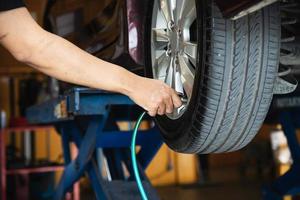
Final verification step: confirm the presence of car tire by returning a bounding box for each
[145,0,281,153]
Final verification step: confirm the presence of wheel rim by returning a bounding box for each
[151,0,198,119]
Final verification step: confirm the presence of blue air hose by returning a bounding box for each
[131,111,148,200]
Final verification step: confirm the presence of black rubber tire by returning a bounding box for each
[145,0,281,154]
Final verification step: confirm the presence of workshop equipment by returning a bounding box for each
[26,88,162,200]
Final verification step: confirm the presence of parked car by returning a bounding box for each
[44,0,299,154]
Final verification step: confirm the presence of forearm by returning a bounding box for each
[26,31,137,95]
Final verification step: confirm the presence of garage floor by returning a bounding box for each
[157,166,262,200]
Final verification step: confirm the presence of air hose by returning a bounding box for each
[131,111,148,200]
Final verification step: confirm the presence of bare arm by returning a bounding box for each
[0,8,181,116]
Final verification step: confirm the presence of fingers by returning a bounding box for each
[148,109,157,117]
[147,95,168,117]
[157,87,179,116]
[157,103,166,115]
[165,95,173,114]
[171,89,182,108]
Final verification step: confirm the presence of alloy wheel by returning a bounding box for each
[151,0,198,119]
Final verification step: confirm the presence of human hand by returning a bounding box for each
[127,77,182,116]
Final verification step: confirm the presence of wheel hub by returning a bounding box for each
[168,20,185,56]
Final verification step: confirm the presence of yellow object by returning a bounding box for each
[146,144,198,186]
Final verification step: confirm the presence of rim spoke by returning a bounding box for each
[177,0,195,21]
[159,0,174,23]
[178,55,195,99]
[152,28,168,50]
[184,41,197,67]
[152,28,169,42]
[174,61,184,95]
[175,0,184,21]
[154,41,168,50]
[164,57,174,87]
[156,52,170,79]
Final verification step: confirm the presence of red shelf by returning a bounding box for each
[6,165,65,175]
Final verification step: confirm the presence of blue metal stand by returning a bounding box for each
[263,111,300,200]
[27,88,162,200]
